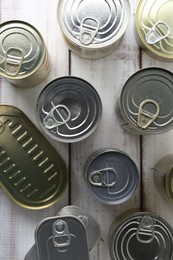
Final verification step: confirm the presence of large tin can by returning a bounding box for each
[0,105,67,209]
[153,154,173,202]
[84,148,139,205]
[0,20,50,87]
[109,212,173,260]
[119,67,173,135]
[135,0,173,61]
[36,76,102,143]
[57,0,130,59]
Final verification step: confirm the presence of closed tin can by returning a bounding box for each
[0,20,50,87]
[153,154,173,202]
[0,105,67,209]
[35,216,89,260]
[119,67,173,135]
[135,0,173,61]
[84,149,139,205]
[36,76,102,143]
[57,0,130,59]
[109,212,173,260]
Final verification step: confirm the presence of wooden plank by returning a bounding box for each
[70,1,141,259]
[0,0,69,259]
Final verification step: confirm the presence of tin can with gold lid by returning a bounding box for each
[135,0,173,61]
[0,20,50,87]
[57,0,130,59]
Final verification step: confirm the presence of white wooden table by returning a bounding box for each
[1,0,173,259]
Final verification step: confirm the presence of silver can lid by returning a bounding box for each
[120,67,173,134]
[0,20,46,79]
[84,149,139,205]
[36,76,102,143]
[35,216,89,260]
[110,212,173,260]
[58,0,130,48]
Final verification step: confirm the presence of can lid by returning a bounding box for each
[35,216,89,260]
[120,67,173,134]
[110,212,173,260]
[0,20,46,79]
[135,0,173,60]
[84,149,139,205]
[166,167,173,200]
[36,76,102,143]
[58,0,130,49]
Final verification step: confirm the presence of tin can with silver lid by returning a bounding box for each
[135,0,173,61]
[109,212,173,260]
[57,0,130,59]
[36,76,102,143]
[0,20,50,87]
[84,148,139,205]
[153,154,173,203]
[119,67,173,135]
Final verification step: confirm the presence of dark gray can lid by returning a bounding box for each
[110,212,173,260]
[84,149,139,205]
[120,67,173,134]
[36,76,102,143]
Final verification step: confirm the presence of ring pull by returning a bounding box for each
[53,220,71,252]
[137,99,160,129]
[89,167,117,188]
[146,21,170,45]
[137,216,155,244]
[43,104,71,129]
[5,47,24,76]
[79,17,99,45]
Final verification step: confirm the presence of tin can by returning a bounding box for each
[119,67,173,135]
[84,148,139,205]
[57,0,130,59]
[0,20,50,87]
[109,211,173,260]
[36,76,102,143]
[153,154,173,202]
[135,0,173,61]
[0,105,67,209]
[35,216,89,260]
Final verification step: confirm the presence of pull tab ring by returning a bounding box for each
[89,167,117,188]
[53,220,71,252]
[137,216,155,244]
[79,17,99,45]
[146,21,170,45]
[137,99,160,129]
[5,47,24,76]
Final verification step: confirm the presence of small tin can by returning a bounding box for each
[153,154,173,202]
[135,0,173,61]
[84,148,139,205]
[0,105,67,209]
[109,212,173,260]
[36,76,102,143]
[0,20,50,87]
[119,67,173,135]
[35,216,90,260]
[57,0,130,59]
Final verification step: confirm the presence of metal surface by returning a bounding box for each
[84,148,139,205]
[135,0,173,61]
[35,216,89,260]
[119,67,173,135]
[57,0,130,59]
[109,212,173,260]
[36,76,102,143]
[0,105,67,209]
[0,20,50,87]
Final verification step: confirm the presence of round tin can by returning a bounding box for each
[153,154,173,202]
[109,212,173,260]
[84,149,139,205]
[135,0,173,61]
[119,67,173,135]
[36,76,102,143]
[57,0,130,59]
[0,20,50,87]
[58,205,101,252]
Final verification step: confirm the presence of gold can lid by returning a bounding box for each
[135,0,173,61]
[0,20,46,79]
